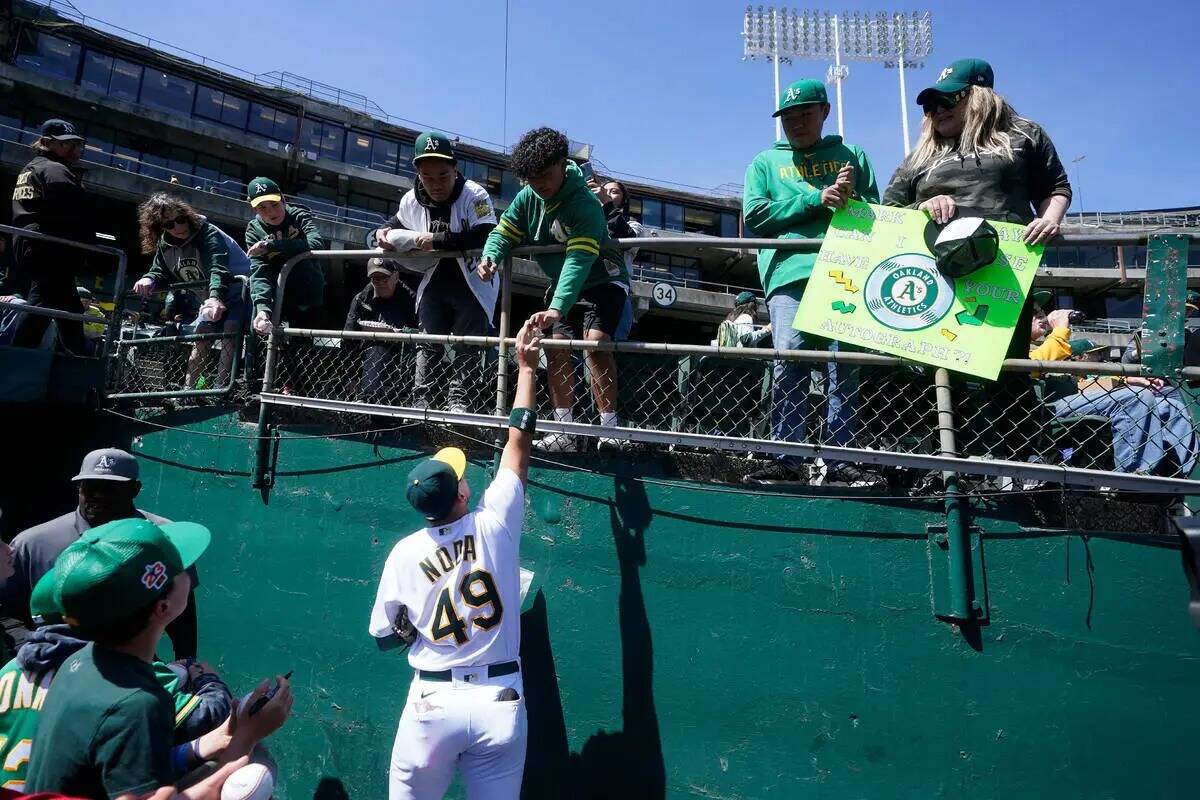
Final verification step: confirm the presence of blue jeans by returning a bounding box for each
[1053,386,1199,475]
[767,283,860,466]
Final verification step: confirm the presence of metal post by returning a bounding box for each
[772,11,782,141]
[494,257,513,417]
[832,14,844,138]
[898,52,911,156]
[934,367,972,621]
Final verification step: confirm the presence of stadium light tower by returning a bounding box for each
[742,8,933,154]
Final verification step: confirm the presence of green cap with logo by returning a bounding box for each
[734,291,757,305]
[30,518,211,634]
[406,447,467,522]
[773,78,829,117]
[247,176,284,208]
[916,58,994,105]
[413,131,456,164]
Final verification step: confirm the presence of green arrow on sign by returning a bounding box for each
[832,300,856,314]
[955,304,989,326]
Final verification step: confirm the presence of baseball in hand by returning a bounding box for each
[221,762,274,800]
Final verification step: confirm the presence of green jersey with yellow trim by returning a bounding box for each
[482,161,628,314]
[0,658,52,791]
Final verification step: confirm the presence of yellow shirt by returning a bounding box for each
[1028,327,1071,362]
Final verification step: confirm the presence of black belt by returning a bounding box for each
[418,660,520,682]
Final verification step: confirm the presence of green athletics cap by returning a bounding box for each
[413,131,456,164]
[916,58,994,105]
[247,176,284,208]
[1069,338,1101,356]
[773,78,828,117]
[1031,289,1053,308]
[734,291,757,305]
[31,518,211,634]
[406,447,467,522]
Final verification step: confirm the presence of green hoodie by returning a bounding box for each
[144,221,234,301]
[482,161,628,314]
[742,136,879,298]
[244,204,327,317]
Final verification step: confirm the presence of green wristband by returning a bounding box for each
[508,407,536,433]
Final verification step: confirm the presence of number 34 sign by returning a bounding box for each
[652,282,677,308]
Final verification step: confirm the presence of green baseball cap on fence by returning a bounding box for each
[31,517,211,635]
[406,447,467,522]
[773,79,829,117]
[413,131,456,164]
[916,58,994,105]
[247,176,283,208]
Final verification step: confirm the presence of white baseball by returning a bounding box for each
[220,762,274,800]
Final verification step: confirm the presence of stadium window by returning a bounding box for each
[371,137,399,173]
[0,112,20,141]
[664,203,684,232]
[140,70,195,114]
[641,198,663,228]
[720,212,738,238]
[108,57,143,103]
[320,124,344,161]
[251,104,297,143]
[15,33,81,82]
[299,119,343,160]
[501,170,521,202]
[82,123,115,167]
[140,152,171,182]
[683,206,718,236]
[194,154,221,183]
[345,131,373,167]
[398,142,415,175]
[167,146,194,178]
[80,51,114,93]
[196,86,249,128]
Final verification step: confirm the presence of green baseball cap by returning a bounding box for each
[773,78,828,117]
[413,131,455,164]
[247,176,284,208]
[406,447,467,522]
[1031,289,1053,308]
[916,58,994,105]
[31,518,211,635]
[1187,290,1200,310]
[734,291,757,305]
[1069,338,1099,356]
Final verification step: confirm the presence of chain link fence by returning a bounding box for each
[258,326,1200,493]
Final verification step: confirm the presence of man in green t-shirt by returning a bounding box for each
[479,127,632,452]
[24,518,292,799]
[742,78,881,486]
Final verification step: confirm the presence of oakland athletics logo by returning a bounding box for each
[864,253,955,331]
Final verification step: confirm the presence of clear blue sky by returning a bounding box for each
[76,0,1198,212]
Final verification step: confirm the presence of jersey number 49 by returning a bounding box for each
[431,569,504,646]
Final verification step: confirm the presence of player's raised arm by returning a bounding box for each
[501,322,541,485]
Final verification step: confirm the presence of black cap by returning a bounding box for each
[39,118,84,142]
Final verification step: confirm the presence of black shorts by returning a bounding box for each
[550,283,627,340]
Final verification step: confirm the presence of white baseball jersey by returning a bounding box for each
[390,179,500,323]
[370,468,524,671]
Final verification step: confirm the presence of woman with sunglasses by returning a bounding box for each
[133,193,252,389]
[883,58,1071,354]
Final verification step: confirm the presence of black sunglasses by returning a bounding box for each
[922,89,969,116]
[161,214,189,228]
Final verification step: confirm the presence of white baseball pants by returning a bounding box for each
[388,667,527,800]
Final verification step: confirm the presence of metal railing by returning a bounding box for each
[243,233,1200,501]
[106,276,251,400]
[0,223,128,359]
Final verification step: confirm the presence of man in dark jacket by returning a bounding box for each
[344,259,417,405]
[10,119,92,353]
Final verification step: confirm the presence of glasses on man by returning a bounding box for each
[922,89,969,116]
[162,214,189,229]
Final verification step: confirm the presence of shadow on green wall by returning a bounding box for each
[520,475,666,799]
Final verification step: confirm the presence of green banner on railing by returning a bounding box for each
[795,201,1044,380]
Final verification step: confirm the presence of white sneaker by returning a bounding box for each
[532,433,580,453]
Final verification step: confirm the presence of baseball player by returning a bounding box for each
[369,321,541,799]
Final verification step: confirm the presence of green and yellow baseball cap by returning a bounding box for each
[413,131,455,164]
[247,176,284,208]
[30,518,211,634]
[916,58,994,105]
[406,447,467,522]
[773,78,828,117]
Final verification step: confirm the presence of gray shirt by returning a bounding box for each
[1,508,172,616]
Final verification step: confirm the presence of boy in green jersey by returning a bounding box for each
[244,177,327,335]
[742,78,881,485]
[479,128,631,452]
[25,519,291,799]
